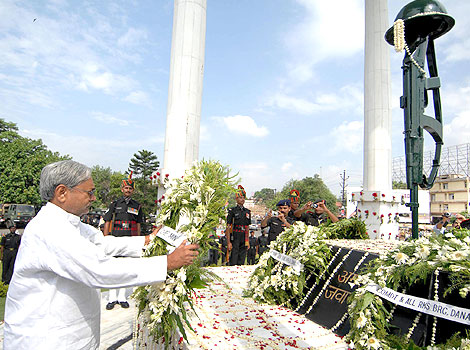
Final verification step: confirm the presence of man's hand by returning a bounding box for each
[145,225,162,245]
[227,242,232,251]
[302,201,313,211]
[167,240,199,270]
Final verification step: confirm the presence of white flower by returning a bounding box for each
[356,312,367,328]
[461,338,470,350]
[414,245,430,259]
[395,252,409,264]
[449,238,464,246]
[177,268,187,282]
[459,287,470,298]
[450,251,466,261]
[366,336,381,349]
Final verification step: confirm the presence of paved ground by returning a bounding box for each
[0,290,136,350]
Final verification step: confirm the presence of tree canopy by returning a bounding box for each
[127,150,160,218]
[253,188,276,204]
[0,118,68,206]
[128,149,160,178]
[266,175,338,213]
[392,181,407,189]
[90,165,124,209]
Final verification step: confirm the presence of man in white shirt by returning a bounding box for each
[4,160,199,350]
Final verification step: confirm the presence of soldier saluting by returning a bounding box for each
[103,172,143,310]
[226,185,251,266]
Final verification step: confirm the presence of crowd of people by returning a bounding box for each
[220,187,340,266]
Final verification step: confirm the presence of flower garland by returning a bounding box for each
[132,160,236,349]
[294,247,344,312]
[346,231,470,350]
[329,252,369,333]
[392,11,450,77]
[304,249,353,315]
[244,222,332,308]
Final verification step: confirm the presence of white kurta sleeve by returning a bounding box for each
[82,223,147,258]
[36,219,167,289]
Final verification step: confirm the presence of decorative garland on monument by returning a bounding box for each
[244,218,367,307]
[346,230,470,350]
[244,222,332,308]
[132,160,236,349]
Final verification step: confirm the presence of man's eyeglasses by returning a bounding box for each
[71,187,96,197]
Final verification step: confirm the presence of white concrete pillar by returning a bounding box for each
[354,0,398,240]
[161,0,207,180]
[363,0,392,191]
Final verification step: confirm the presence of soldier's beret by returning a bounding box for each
[276,199,290,207]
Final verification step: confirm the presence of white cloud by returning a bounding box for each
[440,2,470,64]
[124,90,152,107]
[216,115,269,137]
[118,28,148,47]
[265,83,363,116]
[281,162,293,172]
[92,112,130,126]
[284,0,364,82]
[199,124,210,141]
[443,110,470,147]
[330,120,363,154]
[20,128,163,172]
[0,0,144,108]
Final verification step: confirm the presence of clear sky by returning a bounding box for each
[1,0,469,197]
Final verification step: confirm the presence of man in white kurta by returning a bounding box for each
[4,160,198,350]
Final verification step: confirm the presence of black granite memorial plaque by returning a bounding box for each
[297,246,378,336]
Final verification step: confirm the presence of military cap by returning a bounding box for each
[235,185,246,198]
[122,171,135,188]
[276,199,290,207]
[289,189,300,203]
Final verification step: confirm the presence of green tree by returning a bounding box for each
[253,188,276,204]
[266,175,338,213]
[91,166,124,209]
[392,181,407,189]
[128,149,160,178]
[0,119,68,206]
[127,150,160,220]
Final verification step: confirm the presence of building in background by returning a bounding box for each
[429,174,470,222]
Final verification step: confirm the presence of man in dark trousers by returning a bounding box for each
[103,172,143,310]
[247,230,258,265]
[1,224,21,284]
[226,185,251,266]
[258,230,269,257]
[207,232,219,265]
[219,234,228,265]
